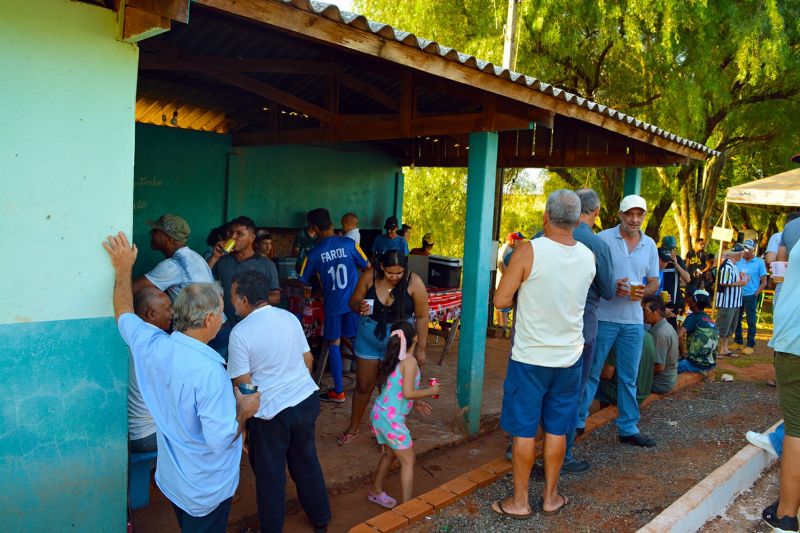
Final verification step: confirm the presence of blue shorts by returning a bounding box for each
[323,311,359,341]
[354,316,414,360]
[500,358,582,437]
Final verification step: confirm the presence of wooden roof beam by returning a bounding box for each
[197,0,706,161]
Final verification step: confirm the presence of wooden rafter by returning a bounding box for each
[196,0,708,160]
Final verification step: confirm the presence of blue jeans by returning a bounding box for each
[677,359,714,373]
[735,294,758,347]
[769,422,785,457]
[247,393,330,533]
[578,321,644,437]
[565,339,595,462]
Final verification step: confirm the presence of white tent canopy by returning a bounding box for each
[726,167,800,208]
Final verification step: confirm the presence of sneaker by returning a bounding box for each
[576,427,585,437]
[561,459,591,474]
[619,433,657,447]
[763,501,799,533]
[742,347,755,355]
[746,431,778,456]
[729,342,743,350]
[320,390,345,403]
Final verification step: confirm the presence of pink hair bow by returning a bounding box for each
[391,329,408,360]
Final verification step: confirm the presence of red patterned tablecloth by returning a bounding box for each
[427,287,462,323]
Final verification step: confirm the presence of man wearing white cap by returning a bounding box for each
[733,239,767,355]
[576,194,660,448]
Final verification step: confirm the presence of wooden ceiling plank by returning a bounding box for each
[128,0,190,23]
[196,0,707,160]
[339,74,399,111]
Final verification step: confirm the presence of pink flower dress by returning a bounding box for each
[371,365,420,450]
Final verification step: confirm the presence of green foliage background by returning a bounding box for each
[358,0,800,257]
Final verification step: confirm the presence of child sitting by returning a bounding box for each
[368,321,441,509]
[677,289,719,373]
[341,212,361,245]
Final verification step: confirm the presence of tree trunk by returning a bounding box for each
[645,193,672,244]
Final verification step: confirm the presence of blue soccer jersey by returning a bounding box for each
[300,236,369,316]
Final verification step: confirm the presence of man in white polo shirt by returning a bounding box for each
[491,190,595,519]
[577,194,660,448]
[227,270,331,533]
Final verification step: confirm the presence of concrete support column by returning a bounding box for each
[457,131,498,435]
[624,167,642,196]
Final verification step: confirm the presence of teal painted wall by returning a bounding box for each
[0,318,128,531]
[133,124,232,276]
[0,1,137,531]
[228,143,400,228]
[132,125,402,275]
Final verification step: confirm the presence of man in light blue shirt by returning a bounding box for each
[104,232,260,532]
[763,229,800,531]
[576,195,660,448]
[734,239,767,355]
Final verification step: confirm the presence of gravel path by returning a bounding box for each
[408,380,779,533]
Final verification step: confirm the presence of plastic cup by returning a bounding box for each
[629,281,644,301]
[771,261,787,283]
[660,290,671,303]
[303,286,312,298]
[676,315,686,327]
[238,383,258,395]
[364,299,375,315]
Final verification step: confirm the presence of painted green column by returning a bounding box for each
[457,131,499,435]
[624,167,642,196]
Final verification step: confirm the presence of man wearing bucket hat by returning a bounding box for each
[576,194,660,448]
[732,239,767,355]
[132,214,215,301]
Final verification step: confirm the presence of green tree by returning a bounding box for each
[359,0,800,255]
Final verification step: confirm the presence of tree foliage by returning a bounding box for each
[357,0,800,256]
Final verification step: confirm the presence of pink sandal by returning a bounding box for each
[336,431,359,445]
[368,491,397,509]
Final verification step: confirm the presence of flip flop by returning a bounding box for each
[540,494,570,516]
[718,352,734,357]
[336,431,359,445]
[367,491,397,509]
[491,499,532,520]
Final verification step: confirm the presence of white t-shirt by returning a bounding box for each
[227,306,318,420]
[511,238,595,367]
[344,228,361,245]
[145,246,215,301]
[128,324,163,440]
[766,232,782,255]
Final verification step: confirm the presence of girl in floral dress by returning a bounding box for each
[367,321,441,508]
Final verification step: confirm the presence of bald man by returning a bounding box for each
[129,287,172,452]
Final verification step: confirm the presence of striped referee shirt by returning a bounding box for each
[716,258,743,308]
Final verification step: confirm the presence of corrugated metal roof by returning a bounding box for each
[269,0,718,157]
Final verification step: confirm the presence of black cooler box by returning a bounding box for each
[428,255,462,288]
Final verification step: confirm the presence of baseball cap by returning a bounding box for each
[507,231,525,243]
[620,194,647,213]
[729,243,746,253]
[661,235,678,249]
[147,214,190,242]
[743,239,756,250]
[658,248,672,262]
[384,216,399,230]
[422,232,435,245]
[792,153,800,163]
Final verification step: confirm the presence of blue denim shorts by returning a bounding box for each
[677,358,714,374]
[500,358,582,437]
[354,316,414,360]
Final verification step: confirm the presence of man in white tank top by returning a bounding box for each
[491,190,595,519]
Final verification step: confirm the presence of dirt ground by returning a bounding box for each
[131,330,781,533]
[701,463,779,533]
[406,380,779,533]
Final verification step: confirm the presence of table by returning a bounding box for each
[427,287,462,364]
